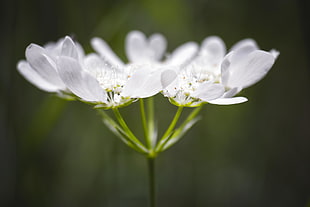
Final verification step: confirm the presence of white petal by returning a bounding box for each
[165,42,198,66]
[223,87,242,98]
[125,31,166,63]
[220,52,233,86]
[208,97,248,105]
[200,36,226,64]
[44,38,64,54]
[190,36,226,75]
[122,68,163,98]
[230,38,258,52]
[61,36,79,59]
[91,37,124,67]
[25,44,66,89]
[192,83,225,101]
[125,31,148,63]
[230,44,259,62]
[57,56,107,102]
[75,42,86,58]
[149,33,167,61]
[222,50,275,89]
[17,60,60,92]
[83,53,114,75]
[161,69,177,88]
[270,49,280,59]
[164,78,179,97]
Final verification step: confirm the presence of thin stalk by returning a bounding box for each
[147,157,156,207]
[98,109,148,154]
[112,108,144,147]
[147,97,155,148]
[154,106,183,152]
[183,105,203,124]
[160,105,204,151]
[140,99,151,148]
[161,107,183,142]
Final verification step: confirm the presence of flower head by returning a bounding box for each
[163,36,279,106]
[55,31,179,109]
[17,36,84,99]
[61,30,199,108]
[17,32,278,109]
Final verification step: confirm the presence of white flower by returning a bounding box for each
[163,36,279,106]
[56,33,177,109]
[17,36,84,96]
[59,30,197,108]
[91,30,198,98]
[18,32,278,109]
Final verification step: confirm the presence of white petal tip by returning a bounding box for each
[208,97,248,105]
[270,49,280,59]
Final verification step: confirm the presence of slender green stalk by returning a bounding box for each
[140,99,151,148]
[154,106,183,152]
[161,107,183,142]
[160,105,204,151]
[147,157,156,207]
[112,108,144,147]
[98,109,148,154]
[182,105,203,124]
[147,97,155,148]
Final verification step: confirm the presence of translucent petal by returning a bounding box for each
[192,82,225,102]
[17,60,60,92]
[126,31,146,63]
[165,42,198,66]
[25,44,66,89]
[122,68,164,98]
[220,52,233,86]
[230,38,258,52]
[164,78,179,97]
[190,36,226,75]
[270,49,280,59]
[222,50,275,89]
[149,33,167,61]
[125,30,166,63]
[223,87,242,98]
[161,69,177,88]
[61,36,79,59]
[83,53,115,75]
[208,97,248,105]
[91,37,124,67]
[57,56,107,102]
[200,36,226,65]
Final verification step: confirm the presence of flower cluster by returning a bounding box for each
[17,31,278,155]
[18,31,278,109]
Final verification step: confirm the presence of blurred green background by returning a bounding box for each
[1,0,310,206]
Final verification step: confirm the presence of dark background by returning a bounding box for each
[1,0,310,206]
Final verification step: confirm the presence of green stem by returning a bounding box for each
[161,106,183,142]
[147,157,156,207]
[112,108,144,147]
[161,105,204,151]
[182,105,203,126]
[154,106,183,152]
[98,109,148,154]
[140,99,150,148]
[147,97,155,148]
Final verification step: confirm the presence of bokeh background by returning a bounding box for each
[1,0,310,206]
